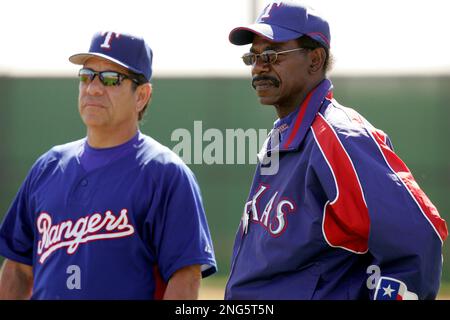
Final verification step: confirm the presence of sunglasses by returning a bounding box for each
[78,68,140,86]
[242,48,308,66]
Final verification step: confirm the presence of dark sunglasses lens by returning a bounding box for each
[261,51,277,64]
[79,69,94,83]
[99,72,121,86]
[242,53,255,66]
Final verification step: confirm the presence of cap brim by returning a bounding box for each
[68,52,143,76]
[229,23,304,45]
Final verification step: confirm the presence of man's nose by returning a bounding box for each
[85,75,104,96]
[251,57,271,75]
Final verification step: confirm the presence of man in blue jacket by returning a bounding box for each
[225,1,447,300]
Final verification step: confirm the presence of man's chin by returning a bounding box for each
[257,95,277,106]
[81,114,107,128]
[255,86,280,105]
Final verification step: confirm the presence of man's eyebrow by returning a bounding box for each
[249,45,279,53]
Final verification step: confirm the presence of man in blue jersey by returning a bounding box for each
[0,31,217,299]
[225,1,447,300]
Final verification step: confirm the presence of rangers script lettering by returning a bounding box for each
[0,32,217,299]
[37,209,135,264]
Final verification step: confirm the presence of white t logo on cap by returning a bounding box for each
[100,32,120,49]
[260,1,282,20]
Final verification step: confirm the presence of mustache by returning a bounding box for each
[252,75,280,89]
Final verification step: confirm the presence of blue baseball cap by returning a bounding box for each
[229,1,330,48]
[69,31,153,81]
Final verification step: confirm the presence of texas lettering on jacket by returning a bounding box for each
[242,184,296,236]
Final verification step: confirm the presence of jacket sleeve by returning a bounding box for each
[311,110,448,300]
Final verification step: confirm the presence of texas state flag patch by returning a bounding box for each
[374,277,418,300]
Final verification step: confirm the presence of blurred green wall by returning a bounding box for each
[0,76,449,281]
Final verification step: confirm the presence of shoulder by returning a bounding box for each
[23,139,84,187]
[312,99,388,146]
[136,133,196,181]
[319,100,369,136]
[33,139,84,171]
[309,100,395,172]
[47,139,85,158]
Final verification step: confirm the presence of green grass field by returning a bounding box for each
[438,282,450,300]
[200,276,450,300]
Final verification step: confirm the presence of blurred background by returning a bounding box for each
[1,0,449,299]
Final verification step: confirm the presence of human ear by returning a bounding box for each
[136,83,152,112]
[309,48,326,74]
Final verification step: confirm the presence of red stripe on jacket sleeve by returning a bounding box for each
[370,129,448,243]
[312,114,370,253]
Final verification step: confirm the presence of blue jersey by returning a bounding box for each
[0,132,216,299]
[225,79,447,300]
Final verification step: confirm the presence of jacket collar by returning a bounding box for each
[272,78,333,152]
